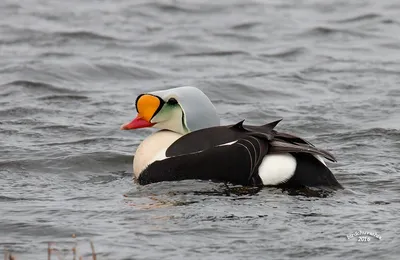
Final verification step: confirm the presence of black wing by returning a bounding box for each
[270,140,336,162]
[166,119,282,157]
[166,119,335,162]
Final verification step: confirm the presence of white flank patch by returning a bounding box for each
[217,140,237,147]
[314,155,327,166]
[258,153,297,185]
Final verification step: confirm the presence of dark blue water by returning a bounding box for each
[1,0,400,259]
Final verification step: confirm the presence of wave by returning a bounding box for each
[0,195,35,202]
[260,47,307,58]
[56,31,118,41]
[0,106,59,118]
[231,22,261,30]
[140,2,225,14]
[0,220,96,238]
[212,32,262,42]
[145,41,183,53]
[301,26,375,38]
[37,94,89,101]
[0,80,74,94]
[204,80,300,104]
[175,51,248,57]
[321,128,400,142]
[93,62,164,80]
[0,151,132,175]
[334,13,381,23]
[42,137,128,146]
[37,52,75,58]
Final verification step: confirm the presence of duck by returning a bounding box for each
[121,86,342,189]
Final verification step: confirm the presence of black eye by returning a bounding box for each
[167,98,178,105]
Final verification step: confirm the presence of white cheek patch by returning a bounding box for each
[258,153,297,185]
[152,106,187,134]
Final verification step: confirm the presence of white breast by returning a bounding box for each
[133,130,182,178]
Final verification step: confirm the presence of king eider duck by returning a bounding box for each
[121,86,342,189]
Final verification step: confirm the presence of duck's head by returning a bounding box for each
[121,86,220,135]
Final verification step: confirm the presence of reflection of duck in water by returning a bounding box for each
[121,86,342,189]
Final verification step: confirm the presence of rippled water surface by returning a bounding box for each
[1,0,400,259]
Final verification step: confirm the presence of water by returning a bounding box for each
[1,0,400,259]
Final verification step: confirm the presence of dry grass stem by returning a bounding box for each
[90,241,96,260]
[5,239,97,260]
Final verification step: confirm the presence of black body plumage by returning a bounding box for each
[137,119,342,189]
